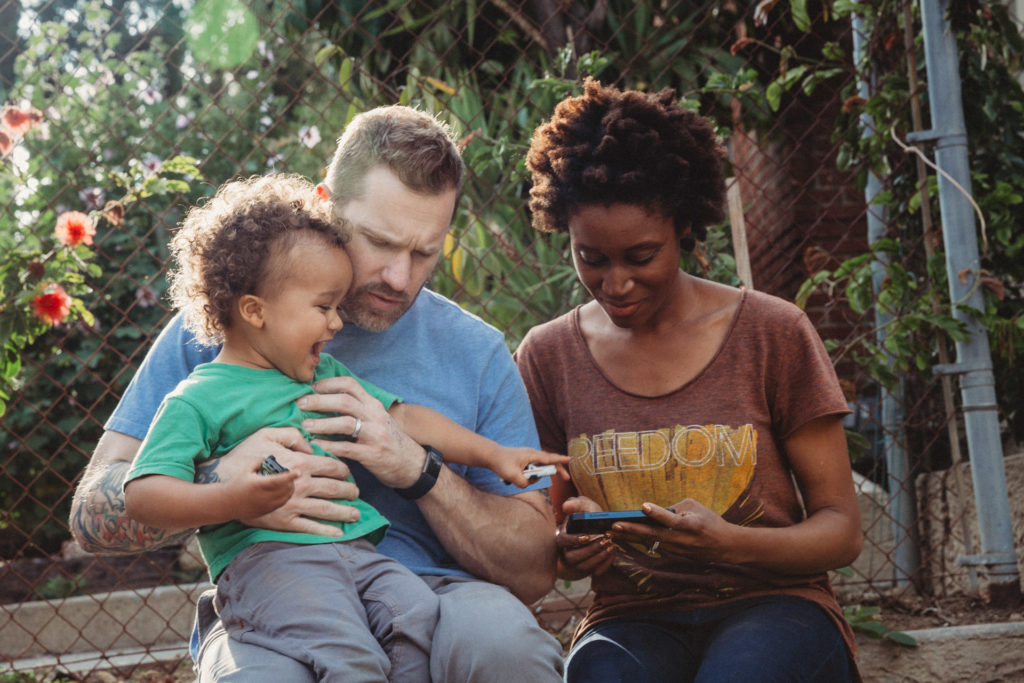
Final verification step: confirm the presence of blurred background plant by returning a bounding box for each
[710,0,1024,471]
[0,102,199,418]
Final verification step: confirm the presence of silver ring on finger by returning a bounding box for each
[351,417,363,441]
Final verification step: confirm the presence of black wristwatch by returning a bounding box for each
[395,445,444,500]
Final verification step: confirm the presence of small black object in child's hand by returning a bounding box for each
[260,455,289,475]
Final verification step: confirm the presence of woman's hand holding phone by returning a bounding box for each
[556,496,617,579]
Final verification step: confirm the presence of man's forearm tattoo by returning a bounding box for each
[71,461,189,553]
[195,457,222,484]
[540,487,553,507]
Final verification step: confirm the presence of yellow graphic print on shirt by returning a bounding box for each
[568,424,758,516]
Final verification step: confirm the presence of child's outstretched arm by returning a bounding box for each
[389,403,569,487]
[124,465,298,529]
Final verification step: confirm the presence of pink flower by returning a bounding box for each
[31,284,72,326]
[139,84,162,105]
[299,125,321,149]
[79,187,106,210]
[134,285,158,308]
[141,153,163,176]
[0,129,10,157]
[55,211,96,247]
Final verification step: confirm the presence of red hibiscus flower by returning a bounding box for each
[31,284,73,326]
[2,105,43,137]
[55,211,96,247]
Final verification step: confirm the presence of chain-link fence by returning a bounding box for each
[2,0,1022,678]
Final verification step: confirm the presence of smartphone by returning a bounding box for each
[565,510,661,534]
[523,464,557,481]
[259,455,289,475]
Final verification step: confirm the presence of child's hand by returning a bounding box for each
[496,447,571,488]
[227,463,299,519]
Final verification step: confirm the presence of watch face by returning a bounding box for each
[396,445,443,500]
[424,445,444,472]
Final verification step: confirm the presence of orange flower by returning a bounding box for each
[730,37,756,55]
[842,96,867,113]
[2,105,43,137]
[55,211,96,246]
[31,284,72,326]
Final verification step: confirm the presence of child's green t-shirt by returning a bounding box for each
[126,356,397,581]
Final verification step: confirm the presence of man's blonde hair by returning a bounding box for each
[324,105,464,211]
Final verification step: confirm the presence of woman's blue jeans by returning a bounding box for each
[564,595,853,683]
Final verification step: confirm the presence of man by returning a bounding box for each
[69,105,563,682]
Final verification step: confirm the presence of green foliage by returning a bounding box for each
[732,1,1024,442]
[795,239,968,390]
[0,673,73,683]
[843,604,918,647]
[35,573,88,600]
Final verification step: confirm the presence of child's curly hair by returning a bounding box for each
[168,174,348,345]
[526,78,726,250]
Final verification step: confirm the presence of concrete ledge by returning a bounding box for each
[5,643,190,677]
[856,620,1024,682]
[1,581,210,662]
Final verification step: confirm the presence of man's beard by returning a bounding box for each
[340,282,416,332]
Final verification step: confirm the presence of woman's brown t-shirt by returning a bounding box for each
[515,288,855,655]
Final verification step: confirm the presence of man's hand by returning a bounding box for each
[211,427,362,537]
[299,376,427,489]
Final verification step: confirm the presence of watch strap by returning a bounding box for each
[395,445,444,500]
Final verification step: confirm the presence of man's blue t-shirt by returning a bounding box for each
[106,288,545,578]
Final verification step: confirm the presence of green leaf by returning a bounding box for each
[339,56,353,92]
[822,41,846,61]
[833,0,858,17]
[790,0,811,32]
[886,631,919,647]
[766,82,782,112]
[2,355,20,380]
[857,621,890,638]
[779,65,809,89]
[315,44,339,67]
[185,0,260,69]
[795,278,819,309]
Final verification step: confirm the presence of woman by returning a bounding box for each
[515,78,863,682]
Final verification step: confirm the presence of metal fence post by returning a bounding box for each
[915,0,1021,603]
[851,5,919,588]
